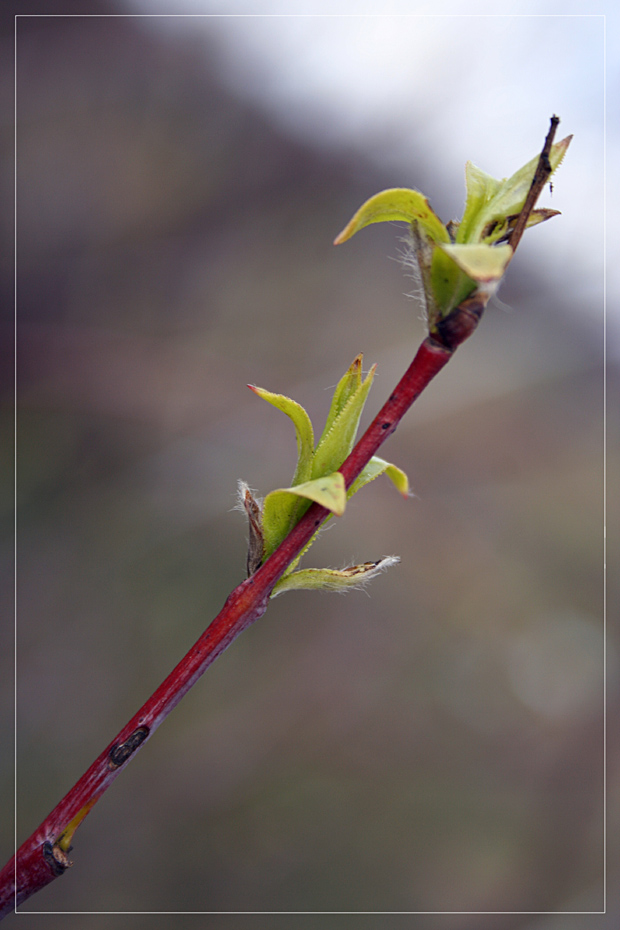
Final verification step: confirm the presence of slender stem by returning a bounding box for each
[507,115,559,256]
[3,108,559,911]
[1,331,458,918]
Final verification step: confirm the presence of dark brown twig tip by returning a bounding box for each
[507,115,560,256]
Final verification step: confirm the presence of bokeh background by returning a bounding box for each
[2,2,618,927]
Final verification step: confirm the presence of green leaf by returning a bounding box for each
[271,556,400,597]
[456,135,572,245]
[246,360,408,581]
[348,455,409,499]
[273,457,408,582]
[334,188,450,247]
[286,472,347,515]
[248,384,314,486]
[262,473,346,558]
[318,354,364,446]
[312,364,376,479]
[480,207,561,246]
[333,131,571,331]
[457,161,504,245]
[429,246,477,320]
[261,490,303,560]
[438,243,513,288]
[426,242,512,323]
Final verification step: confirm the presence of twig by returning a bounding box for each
[507,115,560,255]
[1,119,560,919]
[1,336,455,918]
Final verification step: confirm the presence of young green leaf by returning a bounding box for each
[312,364,376,479]
[271,557,400,597]
[248,385,314,486]
[261,473,346,559]
[456,134,572,245]
[480,208,561,246]
[261,490,308,561]
[318,354,365,446]
[243,357,409,590]
[456,161,504,245]
[438,243,513,290]
[285,472,347,515]
[334,188,450,247]
[348,455,409,499]
[334,129,572,328]
[428,247,478,321]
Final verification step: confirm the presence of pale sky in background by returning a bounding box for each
[127,1,616,335]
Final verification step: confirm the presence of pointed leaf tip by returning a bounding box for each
[348,455,410,500]
[334,188,450,246]
[271,556,400,597]
[249,383,315,487]
[313,362,376,478]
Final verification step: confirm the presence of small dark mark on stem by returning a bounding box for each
[42,842,71,876]
[108,726,150,769]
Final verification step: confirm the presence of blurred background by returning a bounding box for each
[2,1,618,927]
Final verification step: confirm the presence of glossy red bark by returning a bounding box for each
[1,334,459,918]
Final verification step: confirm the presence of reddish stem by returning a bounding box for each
[1,327,465,918]
[4,108,563,914]
[3,112,561,914]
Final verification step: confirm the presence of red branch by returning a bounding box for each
[1,328,461,918]
[4,102,559,909]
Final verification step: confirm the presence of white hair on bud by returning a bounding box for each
[393,234,428,325]
[232,480,263,514]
